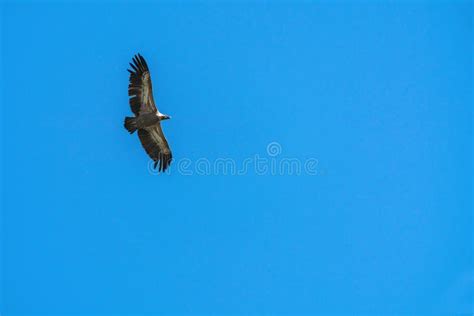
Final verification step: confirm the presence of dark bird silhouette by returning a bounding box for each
[124,54,172,172]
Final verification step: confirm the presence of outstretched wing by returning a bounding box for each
[137,124,172,172]
[128,54,158,115]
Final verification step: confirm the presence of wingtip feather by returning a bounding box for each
[138,54,148,70]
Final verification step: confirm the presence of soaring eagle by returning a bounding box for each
[124,54,172,172]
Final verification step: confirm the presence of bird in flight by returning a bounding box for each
[124,54,172,172]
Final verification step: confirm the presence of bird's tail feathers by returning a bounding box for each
[124,117,138,134]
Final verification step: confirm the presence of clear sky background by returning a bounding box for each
[1,1,472,315]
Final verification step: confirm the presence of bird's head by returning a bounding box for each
[160,114,171,121]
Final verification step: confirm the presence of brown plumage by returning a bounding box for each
[124,54,172,172]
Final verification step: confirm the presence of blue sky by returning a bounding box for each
[1,1,472,315]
